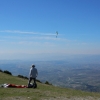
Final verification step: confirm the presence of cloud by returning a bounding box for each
[0,30,74,43]
[0,30,56,36]
[0,30,69,43]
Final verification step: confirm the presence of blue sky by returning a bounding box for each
[0,0,100,60]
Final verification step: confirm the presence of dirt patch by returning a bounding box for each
[41,96,100,100]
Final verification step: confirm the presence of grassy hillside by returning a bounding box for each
[0,72,100,100]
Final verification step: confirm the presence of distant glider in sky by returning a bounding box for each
[56,31,58,38]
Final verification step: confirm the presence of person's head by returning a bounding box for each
[32,64,35,68]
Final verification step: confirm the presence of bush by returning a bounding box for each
[24,76,28,80]
[45,81,52,85]
[3,70,12,75]
[36,79,42,83]
[0,69,3,72]
[18,75,24,78]
[18,75,28,79]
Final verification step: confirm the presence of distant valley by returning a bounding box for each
[0,55,100,92]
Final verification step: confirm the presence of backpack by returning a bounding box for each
[33,83,37,88]
[28,83,37,88]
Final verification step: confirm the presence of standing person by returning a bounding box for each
[28,64,38,88]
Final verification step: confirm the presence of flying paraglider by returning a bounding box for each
[56,31,58,38]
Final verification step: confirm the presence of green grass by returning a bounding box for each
[0,72,100,100]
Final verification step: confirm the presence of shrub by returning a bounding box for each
[24,76,28,80]
[36,79,42,83]
[45,81,52,85]
[18,75,28,79]
[18,75,24,78]
[3,70,12,75]
[0,69,3,72]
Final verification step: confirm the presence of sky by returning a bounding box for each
[0,0,100,60]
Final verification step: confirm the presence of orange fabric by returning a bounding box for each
[7,84,27,88]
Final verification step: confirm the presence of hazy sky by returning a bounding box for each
[0,0,100,60]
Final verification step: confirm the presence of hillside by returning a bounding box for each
[0,72,100,100]
[1,60,100,92]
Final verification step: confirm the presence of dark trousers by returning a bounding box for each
[28,77,36,85]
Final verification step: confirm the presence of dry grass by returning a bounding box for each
[0,72,100,100]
